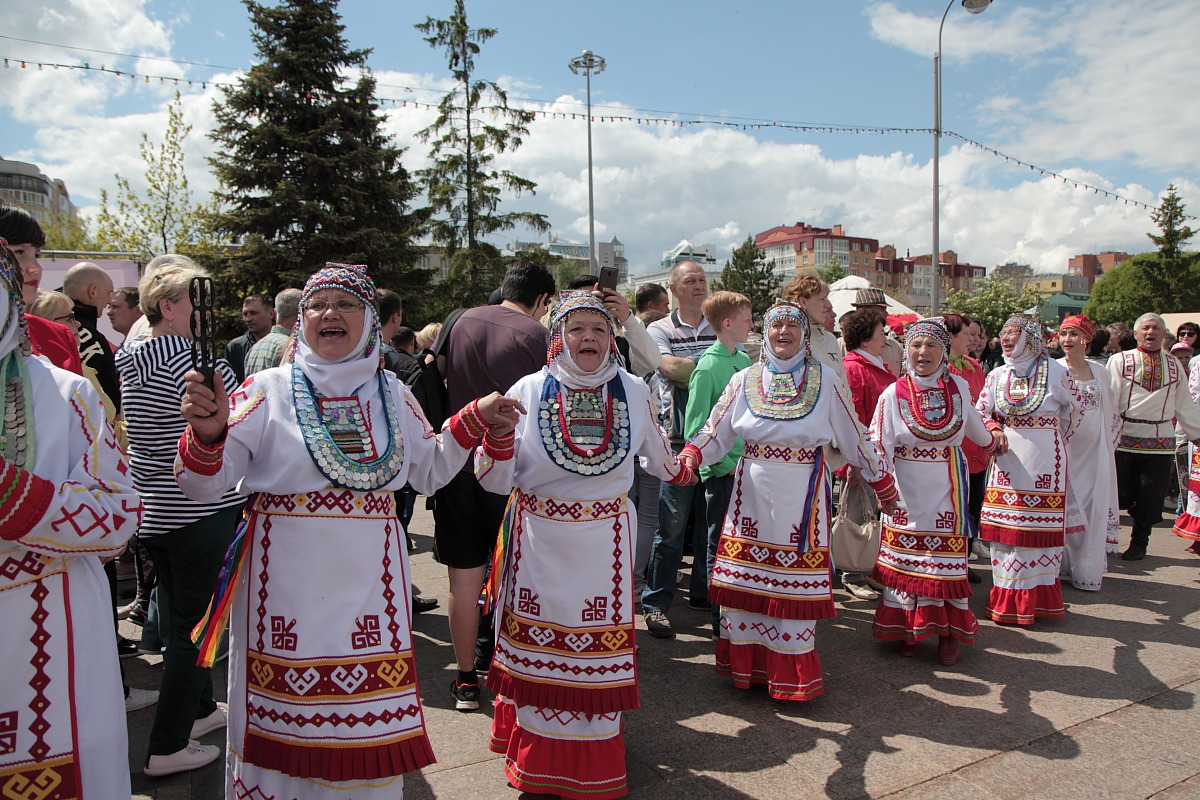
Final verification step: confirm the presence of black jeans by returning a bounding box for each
[1115,450,1173,548]
[141,505,241,756]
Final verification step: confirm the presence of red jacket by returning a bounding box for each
[843,350,897,428]
[26,314,83,375]
[949,355,988,473]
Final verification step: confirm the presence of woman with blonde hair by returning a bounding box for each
[782,272,844,381]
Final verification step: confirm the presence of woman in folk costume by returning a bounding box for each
[868,318,1002,666]
[678,300,898,701]
[474,290,697,800]
[176,263,520,799]
[1056,315,1121,589]
[1172,353,1200,556]
[0,241,141,797]
[976,313,1077,625]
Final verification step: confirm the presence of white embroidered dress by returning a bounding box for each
[0,358,140,798]
[868,373,994,643]
[687,362,893,700]
[176,366,480,800]
[475,367,687,800]
[976,355,1076,625]
[1057,358,1120,589]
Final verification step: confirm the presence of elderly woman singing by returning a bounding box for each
[474,290,697,800]
[679,300,898,701]
[176,264,519,800]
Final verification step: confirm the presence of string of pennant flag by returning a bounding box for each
[4,54,1193,220]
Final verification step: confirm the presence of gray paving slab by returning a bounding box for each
[126,506,1200,799]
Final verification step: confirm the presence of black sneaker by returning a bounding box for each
[643,609,674,638]
[450,678,480,712]
[117,637,139,659]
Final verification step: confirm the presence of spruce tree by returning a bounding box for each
[416,0,549,304]
[208,0,428,310]
[715,236,781,321]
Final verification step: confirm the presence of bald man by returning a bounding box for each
[63,261,120,410]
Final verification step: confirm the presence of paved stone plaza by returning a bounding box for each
[127,504,1200,800]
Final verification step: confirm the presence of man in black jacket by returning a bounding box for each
[62,261,119,410]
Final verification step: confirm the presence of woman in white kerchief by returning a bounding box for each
[0,241,140,797]
[679,300,897,702]
[475,290,697,800]
[177,263,519,799]
[976,313,1077,626]
[868,317,1002,666]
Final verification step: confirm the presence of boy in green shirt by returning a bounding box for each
[683,291,754,634]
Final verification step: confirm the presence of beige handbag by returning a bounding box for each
[830,481,882,573]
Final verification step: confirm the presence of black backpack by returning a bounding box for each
[403,308,466,430]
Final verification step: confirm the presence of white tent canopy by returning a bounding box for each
[828,276,917,327]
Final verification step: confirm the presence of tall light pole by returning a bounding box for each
[569,49,606,271]
[932,0,990,314]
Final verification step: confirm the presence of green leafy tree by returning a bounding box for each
[43,212,99,252]
[714,235,780,320]
[1084,251,1200,325]
[208,0,428,327]
[944,274,1041,342]
[816,257,846,285]
[416,0,549,301]
[1148,184,1195,261]
[93,92,218,261]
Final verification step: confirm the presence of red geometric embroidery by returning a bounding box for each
[788,524,803,544]
[380,523,400,649]
[361,493,392,515]
[270,617,297,651]
[352,616,382,650]
[543,500,584,519]
[304,491,355,514]
[890,508,909,526]
[740,517,759,539]
[1034,473,1052,490]
[995,471,1011,487]
[255,516,273,651]
[581,597,608,623]
[0,552,47,581]
[0,711,16,755]
[935,511,956,530]
[27,582,51,761]
[517,588,541,616]
[50,504,111,538]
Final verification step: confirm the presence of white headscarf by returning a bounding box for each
[291,264,382,399]
[546,290,621,390]
[1001,314,1045,373]
[761,300,809,375]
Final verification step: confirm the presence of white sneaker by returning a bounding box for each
[144,740,220,776]
[125,687,158,713]
[973,539,991,560]
[190,702,228,739]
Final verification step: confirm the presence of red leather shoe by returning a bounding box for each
[937,636,960,666]
[897,640,919,657]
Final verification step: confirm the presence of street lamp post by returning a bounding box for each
[932,0,990,315]
[568,49,606,272]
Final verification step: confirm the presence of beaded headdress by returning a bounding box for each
[1002,312,1046,359]
[904,316,951,353]
[1058,314,1095,342]
[0,240,31,358]
[293,263,380,367]
[760,299,811,369]
[546,290,619,365]
[762,298,808,333]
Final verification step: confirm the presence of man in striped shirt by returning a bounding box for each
[641,261,717,638]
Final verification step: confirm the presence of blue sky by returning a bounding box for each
[4,0,1198,277]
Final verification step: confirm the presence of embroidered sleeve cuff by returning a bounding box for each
[668,464,696,486]
[983,418,1002,433]
[678,443,702,470]
[0,459,56,541]
[178,427,226,476]
[869,473,898,502]
[483,429,516,461]
[982,434,1001,455]
[448,400,488,449]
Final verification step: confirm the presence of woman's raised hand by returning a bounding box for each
[181,369,229,445]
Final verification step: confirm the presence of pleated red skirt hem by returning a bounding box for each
[710,585,835,621]
[490,698,628,800]
[714,638,823,701]
[871,601,978,644]
[987,583,1065,625]
[872,565,973,600]
[1172,512,1200,542]
[243,729,435,781]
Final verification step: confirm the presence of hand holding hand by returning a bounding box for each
[991,430,1009,456]
[476,392,526,431]
[674,463,699,486]
[181,369,229,445]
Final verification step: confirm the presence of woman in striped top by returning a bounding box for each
[116,262,243,777]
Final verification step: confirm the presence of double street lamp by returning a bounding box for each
[931,0,991,314]
[568,50,606,271]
